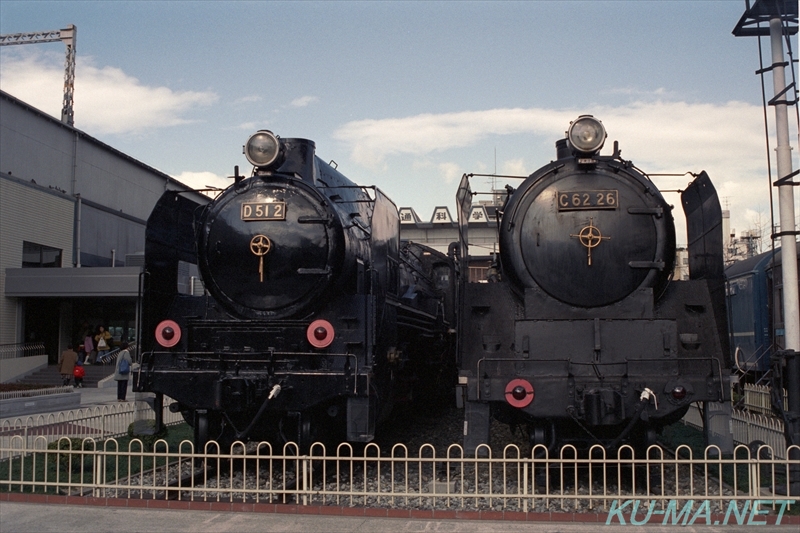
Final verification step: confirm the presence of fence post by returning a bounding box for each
[523,460,528,513]
[94,448,102,497]
[302,458,309,506]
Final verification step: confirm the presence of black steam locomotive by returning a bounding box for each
[456,116,731,454]
[135,131,455,449]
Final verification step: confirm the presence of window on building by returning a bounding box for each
[22,241,62,268]
[468,266,488,283]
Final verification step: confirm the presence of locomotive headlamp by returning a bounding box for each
[244,130,281,168]
[567,115,606,155]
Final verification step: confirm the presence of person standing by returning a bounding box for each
[82,326,94,365]
[95,326,111,363]
[114,341,133,402]
[58,344,78,386]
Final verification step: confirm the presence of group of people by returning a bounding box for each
[57,324,133,401]
[76,325,112,365]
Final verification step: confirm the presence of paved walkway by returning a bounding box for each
[1,381,136,422]
[76,381,130,408]
[2,501,796,533]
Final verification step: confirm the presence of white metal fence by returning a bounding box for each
[1,381,797,514]
[0,398,184,456]
[0,386,74,401]
[1,438,798,514]
[739,383,788,415]
[0,343,45,360]
[683,404,788,460]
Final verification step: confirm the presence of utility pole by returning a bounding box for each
[0,24,77,126]
[734,0,799,496]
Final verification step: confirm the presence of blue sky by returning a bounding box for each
[1,1,797,246]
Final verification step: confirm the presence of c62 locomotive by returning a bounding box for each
[456,116,731,454]
[135,131,455,450]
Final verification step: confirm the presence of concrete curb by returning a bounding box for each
[0,391,81,418]
[0,493,798,525]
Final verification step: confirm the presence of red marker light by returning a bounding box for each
[505,378,534,408]
[155,320,181,348]
[672,386,687,400]
[307,319,334,349]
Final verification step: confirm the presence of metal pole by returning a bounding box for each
[769,14,800,498]
[74,195,82,268]
[769,17,799,352]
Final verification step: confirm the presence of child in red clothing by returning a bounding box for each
[73,361,85,388]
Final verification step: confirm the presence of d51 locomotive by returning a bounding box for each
[135,131,455,449]
[456,116,731,454]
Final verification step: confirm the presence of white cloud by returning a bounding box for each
[234,94,262,104]
[438,162,462,184]
[173,171,230,197]
[333,102,764,173]
[604,86,673,98]
[501,158,528,176]
[290,95,319,108]
[333,100,784,244]
[0,51,218,135]
[334,108,567,169]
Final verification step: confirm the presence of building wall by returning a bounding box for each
[79,203,145,267]
[0,92,195,269]
[0,177,74,344]
[0,93,179,223]
[0,91,206,356]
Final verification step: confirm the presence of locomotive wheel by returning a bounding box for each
[631,427,659,459]
[278,412,318,452]
[528,422,556,458]
[194,410,209,451]
[193,410,226,453]
[299,418,313,451]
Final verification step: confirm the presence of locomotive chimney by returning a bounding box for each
[276,138,316,184]
[555,138,570,160]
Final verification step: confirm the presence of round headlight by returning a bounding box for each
[567,116,606,155]
[244,130,281,168]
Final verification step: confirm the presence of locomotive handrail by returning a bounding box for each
[386,299,439,321]
[474,355,727,402]
[316,184,377,200]
[141,351,360,394]
[462,172,530,180]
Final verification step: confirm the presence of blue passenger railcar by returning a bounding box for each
[726,247,800,375]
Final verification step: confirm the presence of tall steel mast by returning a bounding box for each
[734,0,799,495]
[0,24,77,126]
